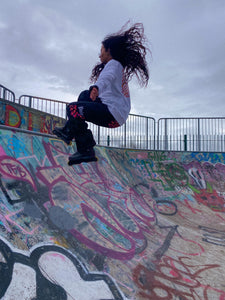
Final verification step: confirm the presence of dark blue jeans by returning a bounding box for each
[66,90,119,128]
[65,90,120,153]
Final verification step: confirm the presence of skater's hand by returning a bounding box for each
[90,86,99,101]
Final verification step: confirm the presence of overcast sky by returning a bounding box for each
[0,0,225,120]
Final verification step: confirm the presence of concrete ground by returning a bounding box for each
[0,126,225,299]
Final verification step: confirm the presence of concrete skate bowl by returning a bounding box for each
[0,125,225,299]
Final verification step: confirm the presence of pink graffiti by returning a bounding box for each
[0,156,37,191]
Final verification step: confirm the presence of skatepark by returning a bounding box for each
[1,94,225,299]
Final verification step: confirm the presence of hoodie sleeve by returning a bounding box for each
[95,60,120,94]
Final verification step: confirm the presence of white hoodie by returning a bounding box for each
[95,59,131,126]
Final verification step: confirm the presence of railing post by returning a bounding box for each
[153,119,156,150]
[3,88,6,100]
[97,126,100,145]
[107,135,110,146]
[197,118,201,151]
[164,119,168,151]
[28,96,32,108]
[157,120,160,150]
[184,134,187,151]
[146,117,148,149]
[124,122,126,148]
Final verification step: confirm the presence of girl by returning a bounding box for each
[53,22,150,165]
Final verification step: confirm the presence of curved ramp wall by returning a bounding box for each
[0,126,225,299]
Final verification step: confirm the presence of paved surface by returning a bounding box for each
[0,125,225,299]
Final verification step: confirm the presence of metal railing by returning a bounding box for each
[157,117,225,152]
[0,84,15,102]
[89,114,155,149]
[19,95,67,119]
[18,94,156,149]
[1,84,225,152]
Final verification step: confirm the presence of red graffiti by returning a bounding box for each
[133,256,224,299]
[194,189,225,212]
[5,105,21,128]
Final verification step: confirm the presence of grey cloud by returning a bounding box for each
[0,0,225,118]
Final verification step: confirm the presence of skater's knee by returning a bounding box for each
[77,90,90,102]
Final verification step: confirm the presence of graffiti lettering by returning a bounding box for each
[133,256,224,299]
[0,238,125,299]
[0,127,225,299]
[1,163,26,178]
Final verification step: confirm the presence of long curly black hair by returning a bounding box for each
[90,22,150,86]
